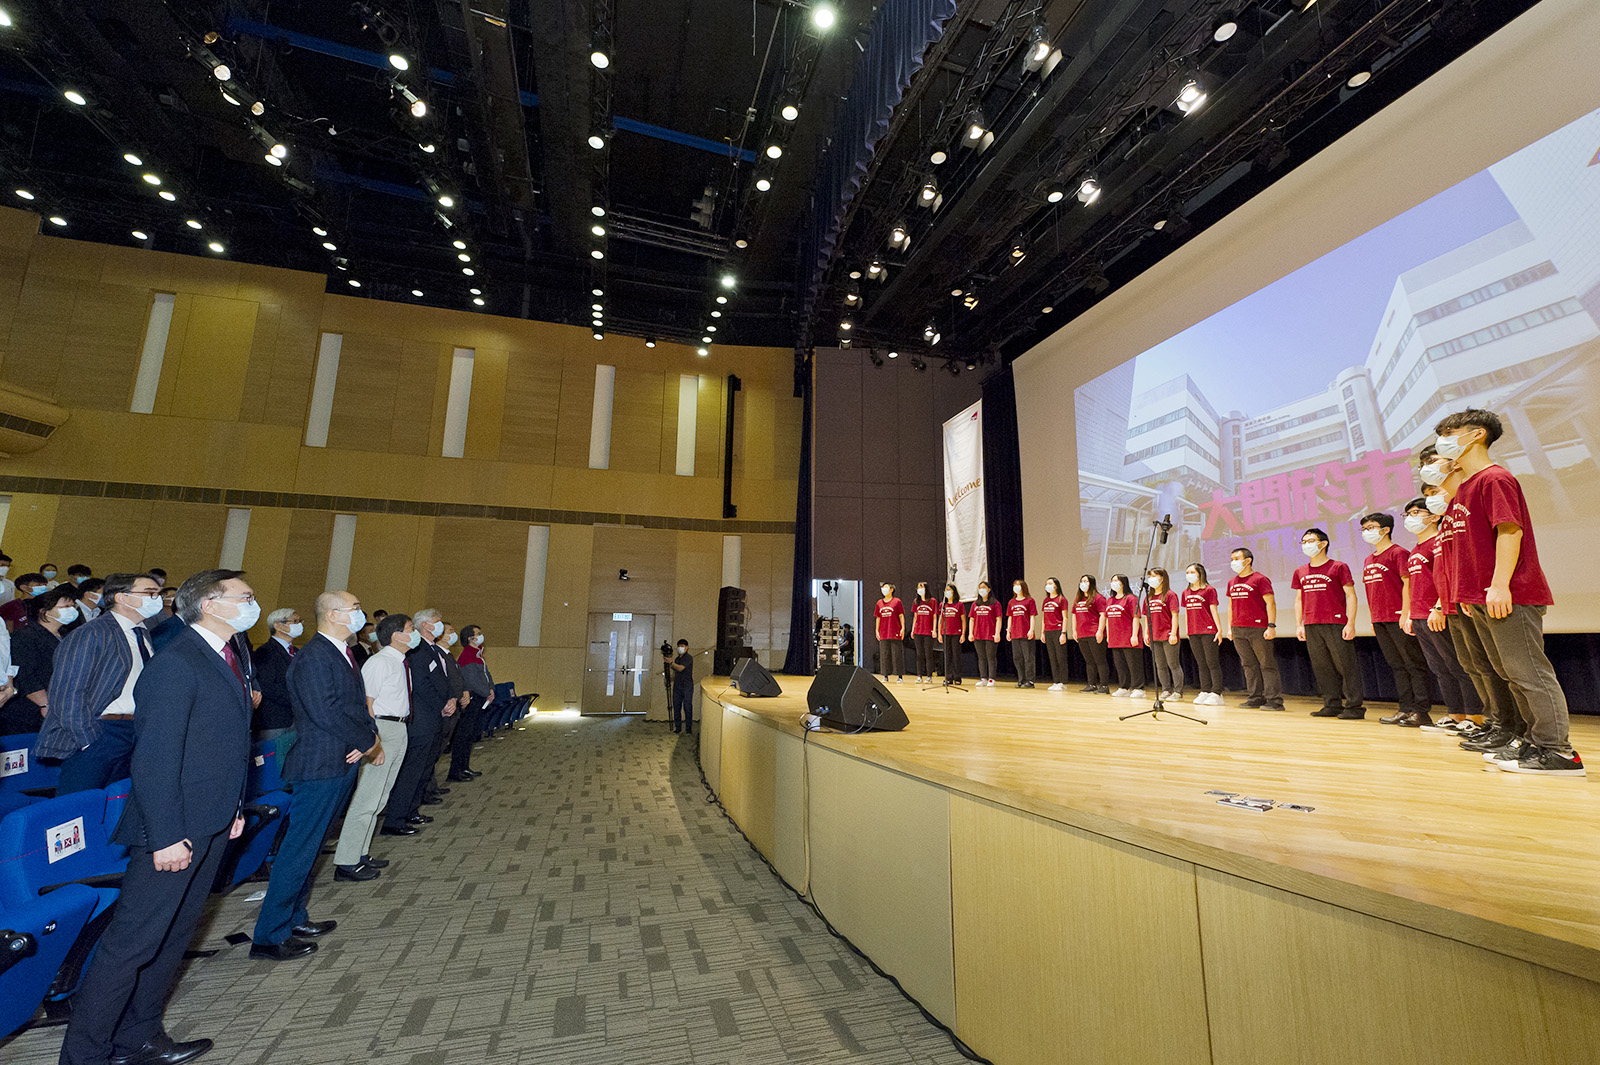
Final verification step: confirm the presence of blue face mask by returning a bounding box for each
[406,629,422,650]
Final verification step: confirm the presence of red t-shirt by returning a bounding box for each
[911,600,937,637]
[1227,571,1273,628]
[1102,595,1142,648]
[1006,597,1037,640]
[874,597,904,641]
[1040,595,1068,631]
[939,600,965,636]
[1362,544,1409,624]
[1292,559,1354,625]
[969,599,1002,641]
[1143,590,1179,641]
[1406,540,1439,621]
[1072,594,1106,639]
[1182,585,1219,634]
[1446,464,1553,607]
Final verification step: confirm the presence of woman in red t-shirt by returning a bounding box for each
[1072,575,1110,693]
[910,582,939,683]
[936,583,967,686]
[968,582,1003,686]
[873,583,906,682]
[1040,577,1070,691]
[1097,573,1145,697]
[1181,563,1223,705]
[1007,579,1039,688]
[1142,568,1182,700]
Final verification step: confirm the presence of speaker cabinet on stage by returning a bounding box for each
[717,586,748,648]
[730,657,782,698]
[806,666,909,732]
[714,646,756,677]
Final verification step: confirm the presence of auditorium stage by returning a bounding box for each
[697,676,1600,1065]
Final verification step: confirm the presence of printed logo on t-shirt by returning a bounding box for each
[47,817,86,864]
[1,747,28,777]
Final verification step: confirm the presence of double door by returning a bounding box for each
[582,612,656,714]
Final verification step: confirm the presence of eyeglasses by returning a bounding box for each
[211,593,256,603]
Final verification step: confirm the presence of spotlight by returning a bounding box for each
[14,189,33,200]
[271,143,287,159]
[839,320,852,331]
[645,338,656,348]
[912,357,926,372]
[213,62,231,81]
[591,224,605,237]
[755,177,771,192]
[389,53,409,71]
[123,152,143,165]
[1076,178,1102,205]
[473,297,485,306]
[462,267,475,275]
[889,221,908,246]
[49,215,67,226]
[780,102,799,121]
[265,154,282,167]
[222,92,240,106]
[923,324,937,341]
[185,219,202,229]
[1176,80,1207,114]
[591,206,606,217]
[963,293,979,310]
[963,110,987,143]
[919,180,939,205]
[412,289,424,296]
[323,242,337,251]
[349,279,361,288]
[866,260,884,279]
[250,100,265,116]
[458,252,471,261]
[1009,242,1027,266]
[697,347,709,357]
[590,50,610,69]
[811,3,836,30]
[766,144,783,160]
[420,142,436,153]
[208,241,225,253]
[1213,16,1239,42]
[929,149,947,165]
[313,226,328,236]
[1347,70,1371,88]
[0,8,11,27]
[1045,185,1065,203]
[397,85,427,118]
[839,337,851,348]
[63,90,87,106]
[720,273,736,289]
[591,249,604,259]
[438,194,454,208]
[588,133,606,150]
[158,190,176,202]
[716,295,727,304]
[1022,24,1051,73]
[131,229,148,240]
[844,286,860,306]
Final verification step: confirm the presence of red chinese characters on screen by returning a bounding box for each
[1200,450,1416,539]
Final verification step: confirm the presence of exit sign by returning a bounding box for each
[611,612,633,621]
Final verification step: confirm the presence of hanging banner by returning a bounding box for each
[943,400,987,598]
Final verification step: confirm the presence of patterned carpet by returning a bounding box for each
[4,714,971,1064]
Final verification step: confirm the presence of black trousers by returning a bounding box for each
[878,638,904,677]
[424,708,458,799]
[1372,621,1431,713]
[1076,637,1108,688]
[385,718,442,828]
[671,685,693,731]
[449,704,483,777]
[1010,638,1036,684]
[913,634,937,677]
[61,831,229,1064]
[1044,633,1069,684]
[1304,624,1364,709]
[1416,623,1481,716]
[940,636,962,683]
[974,639,998,681]
[1187,634,1223,693]
[1111,646,1144,690]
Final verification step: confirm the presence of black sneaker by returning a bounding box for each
[1240,699,1264,709]
[1094,686,1110,694]
[1499,746,1586,777]
[1483,736,1529,765]
[1261,701,1286,711]
[1309,706,1343,717]
[1337,708,1366,720]
[1461,728,1513,752]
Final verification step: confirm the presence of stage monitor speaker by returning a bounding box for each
[713,646,756,676]
[730,657,782,698]
[806,666,908,732]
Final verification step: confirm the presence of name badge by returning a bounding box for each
[429,661,438,673]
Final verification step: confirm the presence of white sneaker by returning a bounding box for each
[1048,683,1063,692]
[1129,689,1146,699]
[1191,693,1208,705]
[1111,688,1129,697]
[1210,692,1225,705]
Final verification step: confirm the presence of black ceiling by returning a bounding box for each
[0,0,1546,364]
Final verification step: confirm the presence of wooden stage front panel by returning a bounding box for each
[698,677,1600,1065]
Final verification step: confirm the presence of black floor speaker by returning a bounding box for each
[714,646,756,677]
[805,665,909,732]
[730,657,782,698]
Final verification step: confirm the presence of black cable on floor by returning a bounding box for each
[690,735,991,1064]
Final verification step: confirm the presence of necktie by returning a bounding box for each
[135,628,151,663]
[346,646,359,676]
[222,642,247,692]
[288,644,296,658]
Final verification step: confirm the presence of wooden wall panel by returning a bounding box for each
[424,516,527,638]
[38,497,151,575]
[325,333,404,452]
[392,340,445,456]
[694,374,723,480]
[499,350,562,464]
[950,796,1211,1065]
[553,358,596,469]
[139,502,228,580]
[346,513,428,620]
[64,282,146,411]
[0,495,59,575]
[166,294,258,422]
[4,272,78,398]
[0,208,36,375]
[608,367,665,473]
[276,510,334,617]
[240,508,295,618]
[463,346,507,461]
[588,526,675,618]
[718,709,778,860]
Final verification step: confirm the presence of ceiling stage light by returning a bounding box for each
[123,152,143,165]
[389,54,409,71]
[185,219,202,229]
[159,190,176,201]
[811,4,836,30]
[63,90,87,106]
[590,50,609,69]
[132,229,148,240]
[48,215,67,226]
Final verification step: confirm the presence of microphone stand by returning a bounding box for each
[1120,513,1205,726]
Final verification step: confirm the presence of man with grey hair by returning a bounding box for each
[251,606,303,764]
[382,607,455,835]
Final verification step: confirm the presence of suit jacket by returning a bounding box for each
[441,644,467,700]
[148,614,186,653]
[252,638,295,732]
[37,612,141,759]
[406,641,454,735]
[283,633,376,781]
[114,625,250,850]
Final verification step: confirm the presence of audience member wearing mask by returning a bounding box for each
[333,613,416,882]
[253,607,304,765]
[968,582,1003,687]
[1006,580,1039,689]
[0,551,14,604]
[0,572,46,632]
[1142,568,1183,702]
[936,583,966,686]
[67,563,93,587]
[37,573,164,793]
[1181,564,1224,705]
[910,583,939,684]
[147,585,184,651]
[1360,512,1433,727]
[0,616,17,736]
[40,562,61,589]
[422,623,470,804]
[1401,496,1483,734]
[1226,548,1283,710]
[1072,576,1110,694]
[384,608,456,835]
[73,578,106,626]
[1294,528,1365,720]
[10,587,79,735]
[352,621,380,667]
[452,625,493,774]
[1099,574,1145,699]
[873,583,906,683]
[1039,577,1070,691]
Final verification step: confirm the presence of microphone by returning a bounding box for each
[1158,513,1173,544]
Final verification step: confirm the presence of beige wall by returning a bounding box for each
[0,216,799,710]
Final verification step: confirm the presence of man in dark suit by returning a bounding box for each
[251,607,302,765]
[382,607,454,835]
[251,590,378,961]
[37,572,165,794]
[58,569,254,1065]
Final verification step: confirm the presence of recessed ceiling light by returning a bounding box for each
[462,267,475,275]
[716,295,727,304]
[697,346,709,357]
[591,224,605,237]
[1347,70,1371,88]
[452,239,466,249]
[594,332,604,340]
[765,144,782,159]
[409,98,427,118]
[591,206,606,217]
[590,50,609,69]
[131,229,148,240]
[755,178,771,192]
[701,335,712,344]
[437,194,454,208]
[48,215,67,226]
[1041,305,1054,313]
[707,325,717,332]
[711,310,722,318]
[159,190,176,201]
[265,154,282,166]
[1153,219,1167,231]
[930,149,947,165]
[420,142,436,153]
[473,297,485,306]
[458,252,471,261]
[1214,19,1238,42]
[811,4,836,30]
[123,152,143,165]
[250,100,265,116]
[14,188,34,200]
[63,90,87,106]
[348,279,361,288]
[0,8,13,28]
[208,241,224,252]
[222,92,240,106]
[471,287,482,295]
[735,238,748,249]
[720,273,736,288]
[322,242,337,251]
[270,144,287,159]
[141,172,161,185]
[313,226,327,236]
[185,219,202,229]
[592,288,604,296]
[412,289,424,296]
[645,339,656,348]
[389,54,409,71]
[591,249,604,259]
[588,134,605,150]
[592,303,603,311]
[849,270,861,279]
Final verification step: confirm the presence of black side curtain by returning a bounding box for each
[782,373,816,676]
[982,364,1025,676]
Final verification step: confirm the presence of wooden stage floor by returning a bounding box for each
[702,676,1600,982]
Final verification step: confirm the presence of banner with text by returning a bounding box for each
[943,400,987,598]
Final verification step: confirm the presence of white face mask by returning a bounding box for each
[471,634,484,646]
[1301,542,1322,558]
[1012,585,1022,596]
[1403,513,1429,535]
[406,629,422,649]
[343,607,367,632]
[445,631,458,646]
[1186,571,1199,585]
[677,645,688,655]
[430,620,445,638]
[1110,582,1124,595]
[1079,580,1090,593]
[945,591,955,600]
[216,598,260,632]
[978,588,989,599]
[881,586,891,597]
[1435,432,1470,460]
[1146,575,1161,588]
[1230,559,1246,574]
[1045,582,1056,594]
[0,566,9,576]
[41,570,56,580]
[53,605,80,624]
[129,593,164,619]
[74,576,87,585]
[1361,528,1382,545]
[365,631,379,642]
[1426,493,1448,515]
[1419,461,1447,486]
[286,622,304,638]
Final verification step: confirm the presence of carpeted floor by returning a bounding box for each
[4,714,971,1064]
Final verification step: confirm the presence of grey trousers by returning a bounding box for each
[1455,603,1571,751]
[1373,621,1430,714]
[1232,627,1282,705]
[1304,623,1364,709]
[1150,641,1183,694]
[334,717,409,866]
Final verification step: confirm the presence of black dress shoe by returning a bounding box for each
[421,796,444,805]
[109,1033,214,1065]
[406,814,433,825]
[334,863,380,882]
[249,938,317,961]
[446,773,470,782]
[434,786,451,795]
[292,920,337,937]
[360,854,389,869]
[380,824,419,836]
[464,769,482,778]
